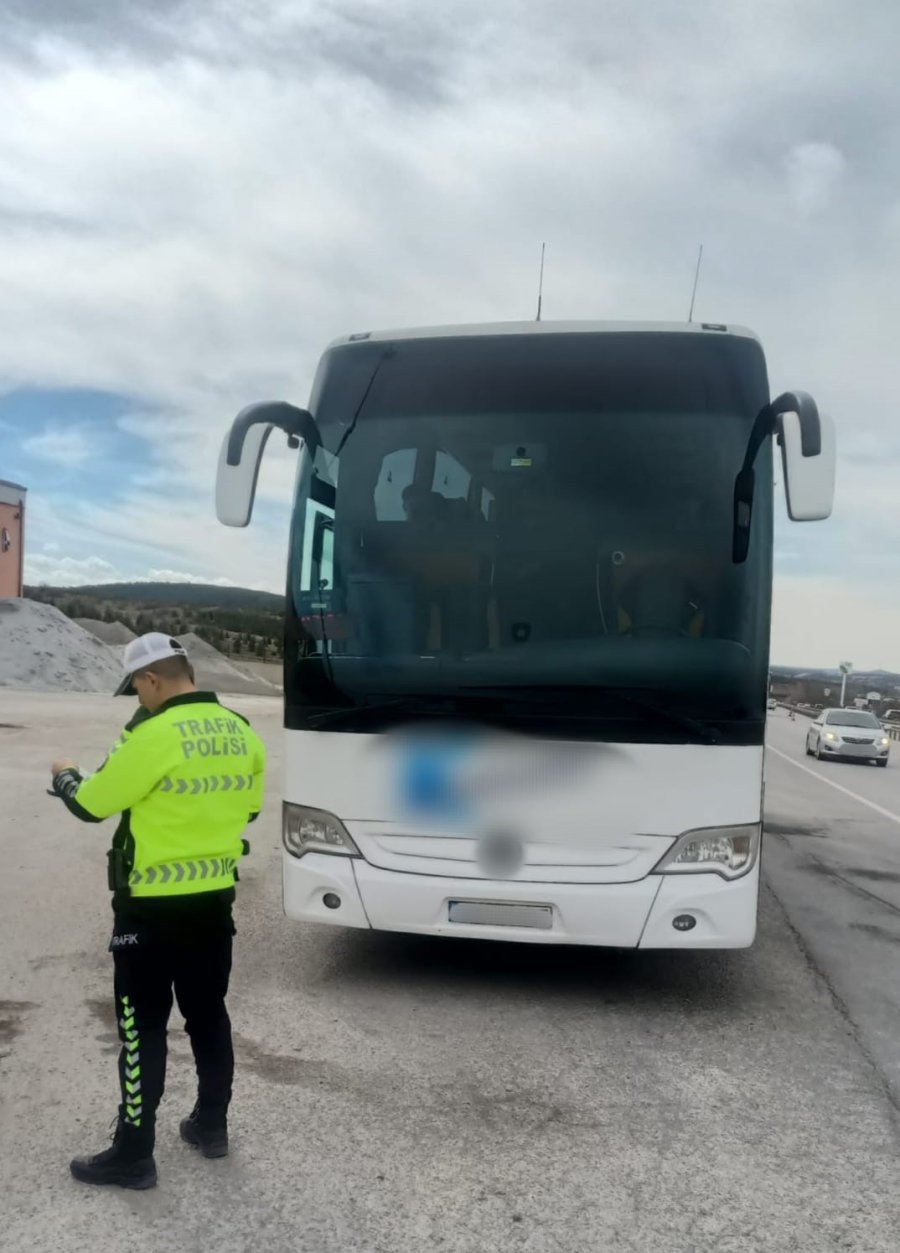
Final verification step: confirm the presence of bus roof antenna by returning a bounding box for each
[536,242,546,321]
[687,243,704,323]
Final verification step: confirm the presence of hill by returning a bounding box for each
[771,663,900,687]
[25,582,285,661]
[29,581,284,611]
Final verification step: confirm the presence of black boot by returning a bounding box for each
[180,1102,228,1159]
[70,1119,157,1189]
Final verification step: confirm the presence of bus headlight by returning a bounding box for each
[283,803,360,858]
[653,823,760,880]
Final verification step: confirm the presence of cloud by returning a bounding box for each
[3,0,896,416]
[784,141,846,215]
[144,568,236,586]
[25,552,119,585]
[21,425,92,466]
[1,0,900,664]
[23,552,248,589]
[773,575,900,672]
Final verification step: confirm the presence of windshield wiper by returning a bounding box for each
[458,684,721,745]
[303,694,468,729]
[333,348,395,457]
[305,685,722,743]
[604,689,721,745]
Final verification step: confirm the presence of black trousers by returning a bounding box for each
[110,892,235,1147]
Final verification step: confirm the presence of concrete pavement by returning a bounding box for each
[1,692,899,1252]
[763,708,900,1107]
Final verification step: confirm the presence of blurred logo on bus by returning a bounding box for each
[391,727,597,824]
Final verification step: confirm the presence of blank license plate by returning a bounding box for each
[448,901,553,929]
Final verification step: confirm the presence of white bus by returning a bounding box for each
[217,321,835,948]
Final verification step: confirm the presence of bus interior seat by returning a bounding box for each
[488,499,605,646]
[614,564,710,639]
[344,571,419,656]
[352,510,493,654]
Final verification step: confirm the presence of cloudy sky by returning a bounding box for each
[1,0,899,667]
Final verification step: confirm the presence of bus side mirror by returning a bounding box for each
[733,390,836,562]
[215,401,320,528]
[216,421,272,527]
[775,397,835,521]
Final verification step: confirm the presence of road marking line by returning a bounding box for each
[767,745,900,827]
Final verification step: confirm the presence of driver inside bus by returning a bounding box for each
[402,484,465,527]
[617,567,706,638]
[402,484,440,524]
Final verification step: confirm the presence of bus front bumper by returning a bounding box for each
[283,852,759,949]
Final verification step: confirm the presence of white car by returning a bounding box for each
[767,698,777,711]
[805,708,891,766]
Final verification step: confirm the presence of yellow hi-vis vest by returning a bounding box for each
[75,693,266,898]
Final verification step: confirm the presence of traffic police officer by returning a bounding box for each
[50,633,266,1189]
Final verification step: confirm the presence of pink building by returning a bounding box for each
[0,479,27,599]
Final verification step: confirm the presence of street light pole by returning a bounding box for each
[839,661,853,707]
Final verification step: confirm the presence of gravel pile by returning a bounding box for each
[0,602,280,699]
[73,618,137,645]
[175,633,281,697]
[0,599,122,692]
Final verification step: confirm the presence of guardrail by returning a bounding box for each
[776,704,900,741]
[780,704,816,719]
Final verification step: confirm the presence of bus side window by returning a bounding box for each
[299,500,335,591]
[312,515,334,589]
[375,449,417,520]
[432,450,471,503]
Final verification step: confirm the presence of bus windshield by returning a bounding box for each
[285,330,773,744]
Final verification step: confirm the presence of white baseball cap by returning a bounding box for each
[115,632,190,696]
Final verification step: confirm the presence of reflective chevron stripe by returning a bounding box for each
[118,995,142,1128]
[130,767,257,893]
[156,773,255,795]
[129,855,241,890]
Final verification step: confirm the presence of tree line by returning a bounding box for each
[24,588,284,659]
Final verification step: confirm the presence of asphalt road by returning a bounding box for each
[763,710,900,1107]
[2,693,900,1253]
